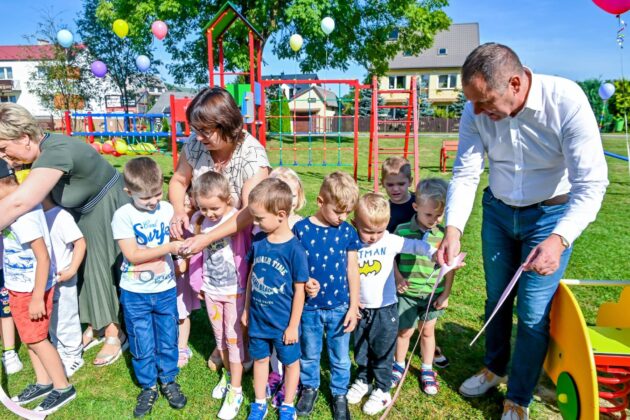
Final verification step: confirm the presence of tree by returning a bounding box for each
[267,88,292,134]
[417,78,434,117]
[26,9,103,117]
[97,0,451,85]
[449,91,467,118]
[77,0,156,113]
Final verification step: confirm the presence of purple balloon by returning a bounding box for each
[91,61,107,78]
[135,55,151,72]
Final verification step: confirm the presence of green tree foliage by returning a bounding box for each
[268,88,292,134]
[577,78,612,131]
[27,10,103,116]
[449,91,467,117]
[97,0,451,85]
[77,0,155,113]
[417,78,434,117]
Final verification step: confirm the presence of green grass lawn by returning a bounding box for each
[1,134,628,419]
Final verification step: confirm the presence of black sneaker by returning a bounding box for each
[296,387,318,417]
[332,394,351,420]
[34,385,77,414]
[434,346,450,369]
[10,383,53,405]
[134,387,159,418]
[160,381,187,409]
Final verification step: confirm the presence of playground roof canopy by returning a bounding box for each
[202,1,263,42]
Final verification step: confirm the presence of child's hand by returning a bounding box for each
[305,278,320,298]
[283,325,299,345]
[396,277,409,294]
[197,291,205,300]
[434,293,449,310]
[29,298,46,320]
[241,309,249,328]
[174,258,187,275]
[343,307,358,333]
[57,267,77,282]
[170,240,183,255]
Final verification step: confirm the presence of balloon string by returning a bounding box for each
[619,14,630,174]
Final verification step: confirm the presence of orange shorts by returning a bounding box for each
[9,287,55,344]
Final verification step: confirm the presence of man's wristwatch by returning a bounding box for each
[555,234,570,249]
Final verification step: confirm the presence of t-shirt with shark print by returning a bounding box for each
[2,206,55,293]
[292,218,361,311]
[247,233,309,339]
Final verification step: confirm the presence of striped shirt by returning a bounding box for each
[395,217,444,297]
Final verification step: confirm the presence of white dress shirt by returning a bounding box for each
[446,71,608,245]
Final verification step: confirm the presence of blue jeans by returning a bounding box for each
[120,287,179,389]
[300,305,351,396]
[481,188,572,407]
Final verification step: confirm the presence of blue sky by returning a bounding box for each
[1,0,628,84]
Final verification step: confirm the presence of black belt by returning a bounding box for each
[502,194,569,210]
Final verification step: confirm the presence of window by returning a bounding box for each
[403,50,413,57]
[0,67,13,80]
[388,76,406,89]
[0,96,17,103]
[419,74,430,94]
[438,74,457,89]
[437,48,448,56]
[388,28,399,41]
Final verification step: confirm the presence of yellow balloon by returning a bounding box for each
[115,140,128,154]
[15,169,30,184]
[113,19,129,39]
[289,34,303,52]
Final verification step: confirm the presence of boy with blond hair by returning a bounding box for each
[347,193,436,415]
[393,178,454,396]
[242,178,308,420]
[293,171,360,420]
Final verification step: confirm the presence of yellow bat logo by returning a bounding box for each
[359,260,382,276]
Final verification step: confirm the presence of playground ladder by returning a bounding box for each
[368,75,419,191]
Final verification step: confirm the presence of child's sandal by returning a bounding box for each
[177,347,193,367]
[421,369,439,396]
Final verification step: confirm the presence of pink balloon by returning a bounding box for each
[151,21,168,40]
[593,0,630,14]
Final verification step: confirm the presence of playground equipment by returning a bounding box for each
[544,279,630,419]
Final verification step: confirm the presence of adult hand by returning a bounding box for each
[523,234,565,276]
[169,211,190,240]
[180,234,212,256]
[437,226,462,266]
[305,278,320,298]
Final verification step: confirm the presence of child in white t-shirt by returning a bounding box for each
[112,157,186,417]
[347,193,436,416]
[189,171,246,420]
[42,196,86,378]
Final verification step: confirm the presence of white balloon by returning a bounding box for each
[321,17,335,36]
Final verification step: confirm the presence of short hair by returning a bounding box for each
[355,193,390,227]
[381,156,412,182]
[123,157,163,194]
[415,178,449,210]
[319,171,359,212]
[270,167,306,211]
[186,87,245,144]
[248,178,293,215]
[0,103,43,142]
[192,171,231,203]
[462,43,524,92]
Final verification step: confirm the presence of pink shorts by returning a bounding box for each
[204,293,245,363]
[176,271,200,320]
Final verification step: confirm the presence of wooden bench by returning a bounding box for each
[440,140,458,173]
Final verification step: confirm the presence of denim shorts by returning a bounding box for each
[249,335,301,365]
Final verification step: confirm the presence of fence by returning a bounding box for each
[265,116,460,134]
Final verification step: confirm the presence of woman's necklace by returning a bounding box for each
[211,146,235,173]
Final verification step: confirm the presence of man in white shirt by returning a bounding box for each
[437,43,608,419]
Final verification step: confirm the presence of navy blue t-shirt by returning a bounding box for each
[387,193,416,233]
[247,233,309,339]
[292,218,360,311]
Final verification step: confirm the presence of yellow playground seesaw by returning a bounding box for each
[544,279,630,419]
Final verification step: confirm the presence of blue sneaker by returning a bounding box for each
[279,404,297,420]
[247,402,268,420]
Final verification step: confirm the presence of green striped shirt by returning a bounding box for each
[395,217,444,297]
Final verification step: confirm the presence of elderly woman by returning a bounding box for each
[0,103,129,366]
[168,87,270,370]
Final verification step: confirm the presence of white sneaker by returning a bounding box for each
[362,388,392,416]
[212,371,230,399]
[347,380,370,404]
[63,357,84,377]
[459,368,507,397]
[501,399,529,420]
[217,384,243,420]
[2,350,23,374]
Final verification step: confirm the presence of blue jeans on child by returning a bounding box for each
[300,304,351,396]
[121,287,179,389]
[481,188,572,407]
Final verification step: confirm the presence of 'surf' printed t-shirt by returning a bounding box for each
[247,233,309,339]
[292,218,360,311]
